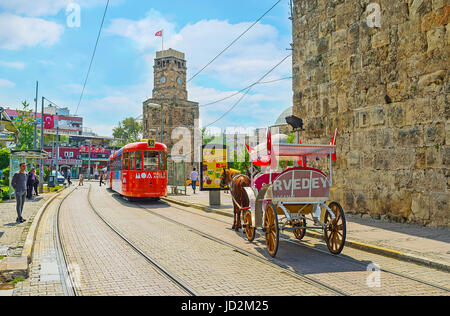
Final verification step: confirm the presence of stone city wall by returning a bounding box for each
[292,0,449,226]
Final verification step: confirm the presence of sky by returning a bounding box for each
[0,0,293,137]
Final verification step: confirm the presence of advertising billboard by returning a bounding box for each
[201,144,227,191]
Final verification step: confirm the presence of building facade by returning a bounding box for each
[292,0,449,227]
[5,107,116,178]
[143,49,199,162]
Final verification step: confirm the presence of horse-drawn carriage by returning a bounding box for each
[222,129,346,258]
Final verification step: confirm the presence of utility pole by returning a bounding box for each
[55,121,60,172]
[160,104,164,143]
[34,81,38,150]
[39,96,44,193]
[88,139,92,180]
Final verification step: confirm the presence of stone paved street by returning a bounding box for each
[3,184,449,296]
[167,188,450,266]
[58,186,188,296]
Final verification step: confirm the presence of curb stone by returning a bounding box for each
[0,188,67,283]
[21,190,65,262]
[162,196,450,273]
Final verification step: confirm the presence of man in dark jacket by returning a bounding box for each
[12,163,27,223]
[26,168,36,199]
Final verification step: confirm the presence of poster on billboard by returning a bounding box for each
[201,144,227,191]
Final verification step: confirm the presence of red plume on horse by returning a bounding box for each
[220,168,250,231]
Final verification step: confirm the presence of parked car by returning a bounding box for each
[51,171,66,185]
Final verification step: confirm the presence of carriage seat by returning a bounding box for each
[252,167,328,192]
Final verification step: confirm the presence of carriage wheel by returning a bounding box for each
[243,210,256,242]
[264,202,279,258]
[324,202,346,255]
[293,217,306,240]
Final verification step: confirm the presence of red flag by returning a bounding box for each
[155,30,163,37]
[44,114,54,129]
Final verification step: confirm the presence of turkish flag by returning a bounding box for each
[44,114,54,129]
[155,30,163,37]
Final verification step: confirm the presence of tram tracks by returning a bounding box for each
[128,202,349,296]
[151,200,450,295]
[56,186,197,296]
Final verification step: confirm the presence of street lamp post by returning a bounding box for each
[39,96,44,193]
[34,81,38,150]
[88,140,92,180]
[160,104,164,143]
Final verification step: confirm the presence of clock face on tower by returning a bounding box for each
[160,76,166,84]
[177,77,182,85]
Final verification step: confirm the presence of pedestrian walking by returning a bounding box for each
[12,163,27,223]
[99,173,104,187]
[190,168,199,194]
[26,168,36,199]
[79,174,84,186]
[67,169,72,186]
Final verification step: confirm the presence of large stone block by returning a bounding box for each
[387,102,406,127]
[421,5,450,32]
[429,192,450,227]
[371,30,390,49]
[396,126,424,147]
[410,193,431,224]
[405,98,432,125]
[424,123,446,145]
[427,25,446,52]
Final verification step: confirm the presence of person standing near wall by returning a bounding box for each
[26,168,36,200]
[12,163,27,223]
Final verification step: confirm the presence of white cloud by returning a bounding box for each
[106,12,292,87]
[0,0,122,17]
[0,61,26,70]
[0,78,15,88]
[0,13,64,50]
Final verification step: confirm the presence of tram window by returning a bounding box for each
[136,151,143,171]
[144,151,159,171]
[122,152,129,170]
[160,151,167,171]
[130,151,135,170]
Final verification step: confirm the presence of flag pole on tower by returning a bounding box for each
[155,30,163,51]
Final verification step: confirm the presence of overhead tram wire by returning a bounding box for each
[173,54,291,160]
[75,0,110,116]
[203,54,291,129]
[187,0,284,84]
[198,76,292,108]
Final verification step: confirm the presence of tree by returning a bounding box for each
[15,101,38,150]
[113,117,142,147]
[0,148,10,170]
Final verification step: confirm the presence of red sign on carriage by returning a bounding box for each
[272,169,330,199]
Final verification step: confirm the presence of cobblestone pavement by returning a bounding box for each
[90,187,337,296]
[157,201,450,291]
[58,186,187,296]
[13,191,69,296]
[0,195,50,257]
[92,186,449,296]
[167,188,450,265]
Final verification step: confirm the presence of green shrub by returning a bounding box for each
[2,167,9,180]
[1,186,10,200]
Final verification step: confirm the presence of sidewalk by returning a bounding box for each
[164,188,450,271]
[0,195,51,258]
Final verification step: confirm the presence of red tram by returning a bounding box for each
[108,141,168,199]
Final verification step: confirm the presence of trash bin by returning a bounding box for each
[48,175,55,187]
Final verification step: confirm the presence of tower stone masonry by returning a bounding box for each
[143,49,199,162]
[292,0,449,227]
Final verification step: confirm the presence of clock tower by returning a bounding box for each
[143,49,199,162]
[152,49,188,100]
